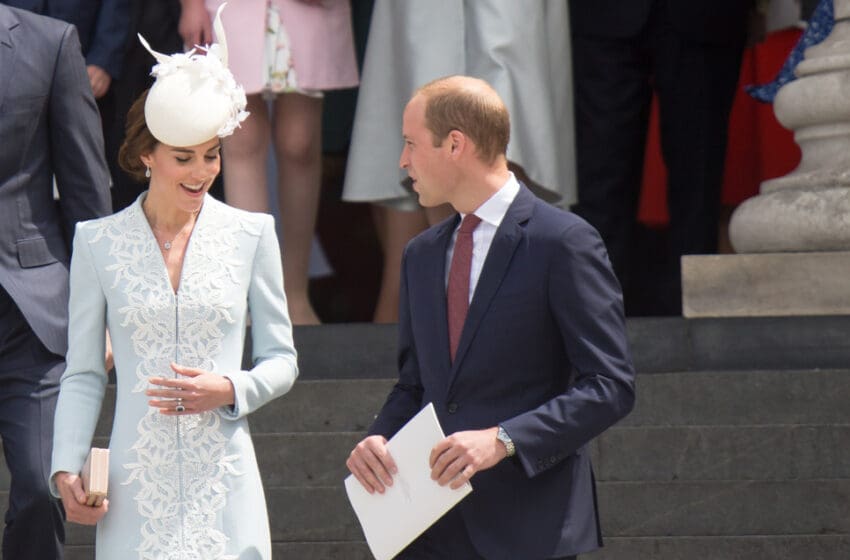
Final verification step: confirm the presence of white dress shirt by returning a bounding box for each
[445,173,521,302]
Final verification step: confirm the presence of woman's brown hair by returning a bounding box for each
[118,89,158,183]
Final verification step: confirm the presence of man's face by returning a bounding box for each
[399,95,454,208]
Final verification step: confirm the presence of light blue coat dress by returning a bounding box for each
[51,194,298,559]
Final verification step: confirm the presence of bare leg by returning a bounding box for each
[372,205,429,323]
[221,95,271,212]
[272,92,323,325]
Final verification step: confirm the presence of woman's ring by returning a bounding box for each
[175,404,186,413]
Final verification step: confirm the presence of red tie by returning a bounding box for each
[447,214,482,362]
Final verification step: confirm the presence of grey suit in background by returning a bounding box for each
[0,5,111,558]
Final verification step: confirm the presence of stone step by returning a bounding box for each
[245,425,850,487]
[63,542,373,560]
[290,317,850,376]
[619,369,850,427]
[4,424,848,492]
[59,487,363,545]
[250,425,850,487]
[248,379,392,434]
[590,535,850,560]
[256,425,850,486]
[91,379,396,437]
[592,424,850,482]
[43,478,849,546]
[598,480,850,537]
[88,369,850,439]
[55,535,850,560]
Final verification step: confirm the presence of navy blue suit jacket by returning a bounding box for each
[370,185,636,559]
[1,0,131,78]
[0,5,111,357]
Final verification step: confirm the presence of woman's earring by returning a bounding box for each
[145,166,151,179]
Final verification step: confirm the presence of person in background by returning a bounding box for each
[180,0,359,324]
[1,0,131,99]
[569,0,751,315]
[0,5,112,558]
[105,0,186,212]
[343,0,575,323]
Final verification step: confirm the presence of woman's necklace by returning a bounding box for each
[143,200,197,251]
[151,220,194,251]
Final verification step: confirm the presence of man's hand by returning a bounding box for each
[53,471,109,525]
[429,427,506,489]
[87,65,111,98]
[346,435,398,494]
[179,0,213,48]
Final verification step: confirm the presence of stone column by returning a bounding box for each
[683,0,850,317]
[729,0,850,252]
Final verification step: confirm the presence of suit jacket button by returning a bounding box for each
[447,403,458,414]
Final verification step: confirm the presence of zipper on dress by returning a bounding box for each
[174,294,185,550]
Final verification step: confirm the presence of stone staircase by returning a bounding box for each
[1,318,849,559]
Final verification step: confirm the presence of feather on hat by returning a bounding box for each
[139,3,249,147]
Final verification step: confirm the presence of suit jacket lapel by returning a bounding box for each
[419,215,458,386]
[447,185,535,389]
[0,9,18,115]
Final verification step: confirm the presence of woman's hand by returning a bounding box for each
[146,362,235,415]
[54,472,109,525]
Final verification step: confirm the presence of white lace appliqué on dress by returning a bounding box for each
[89,201,256,559]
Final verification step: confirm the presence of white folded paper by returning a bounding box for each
[344,403,473,560]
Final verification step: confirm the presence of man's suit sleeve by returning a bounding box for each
[502,219,636,478]
[85,0,132,79]
[50,23,112,242]
[368,246,424,438]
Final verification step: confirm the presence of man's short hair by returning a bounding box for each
[416,76,510,165]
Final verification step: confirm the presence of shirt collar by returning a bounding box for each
[459,172,520,228]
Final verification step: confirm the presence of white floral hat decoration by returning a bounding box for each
[139,2,248,147]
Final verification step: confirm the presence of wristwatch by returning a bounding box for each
[496,425,515,457]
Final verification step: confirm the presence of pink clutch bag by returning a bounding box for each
[80,448,109,507]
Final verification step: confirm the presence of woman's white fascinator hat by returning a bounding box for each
[139,3,248,147]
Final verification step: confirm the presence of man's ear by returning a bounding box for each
[448,129,465,157]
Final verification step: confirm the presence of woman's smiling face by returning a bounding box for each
[141,137,222,214]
